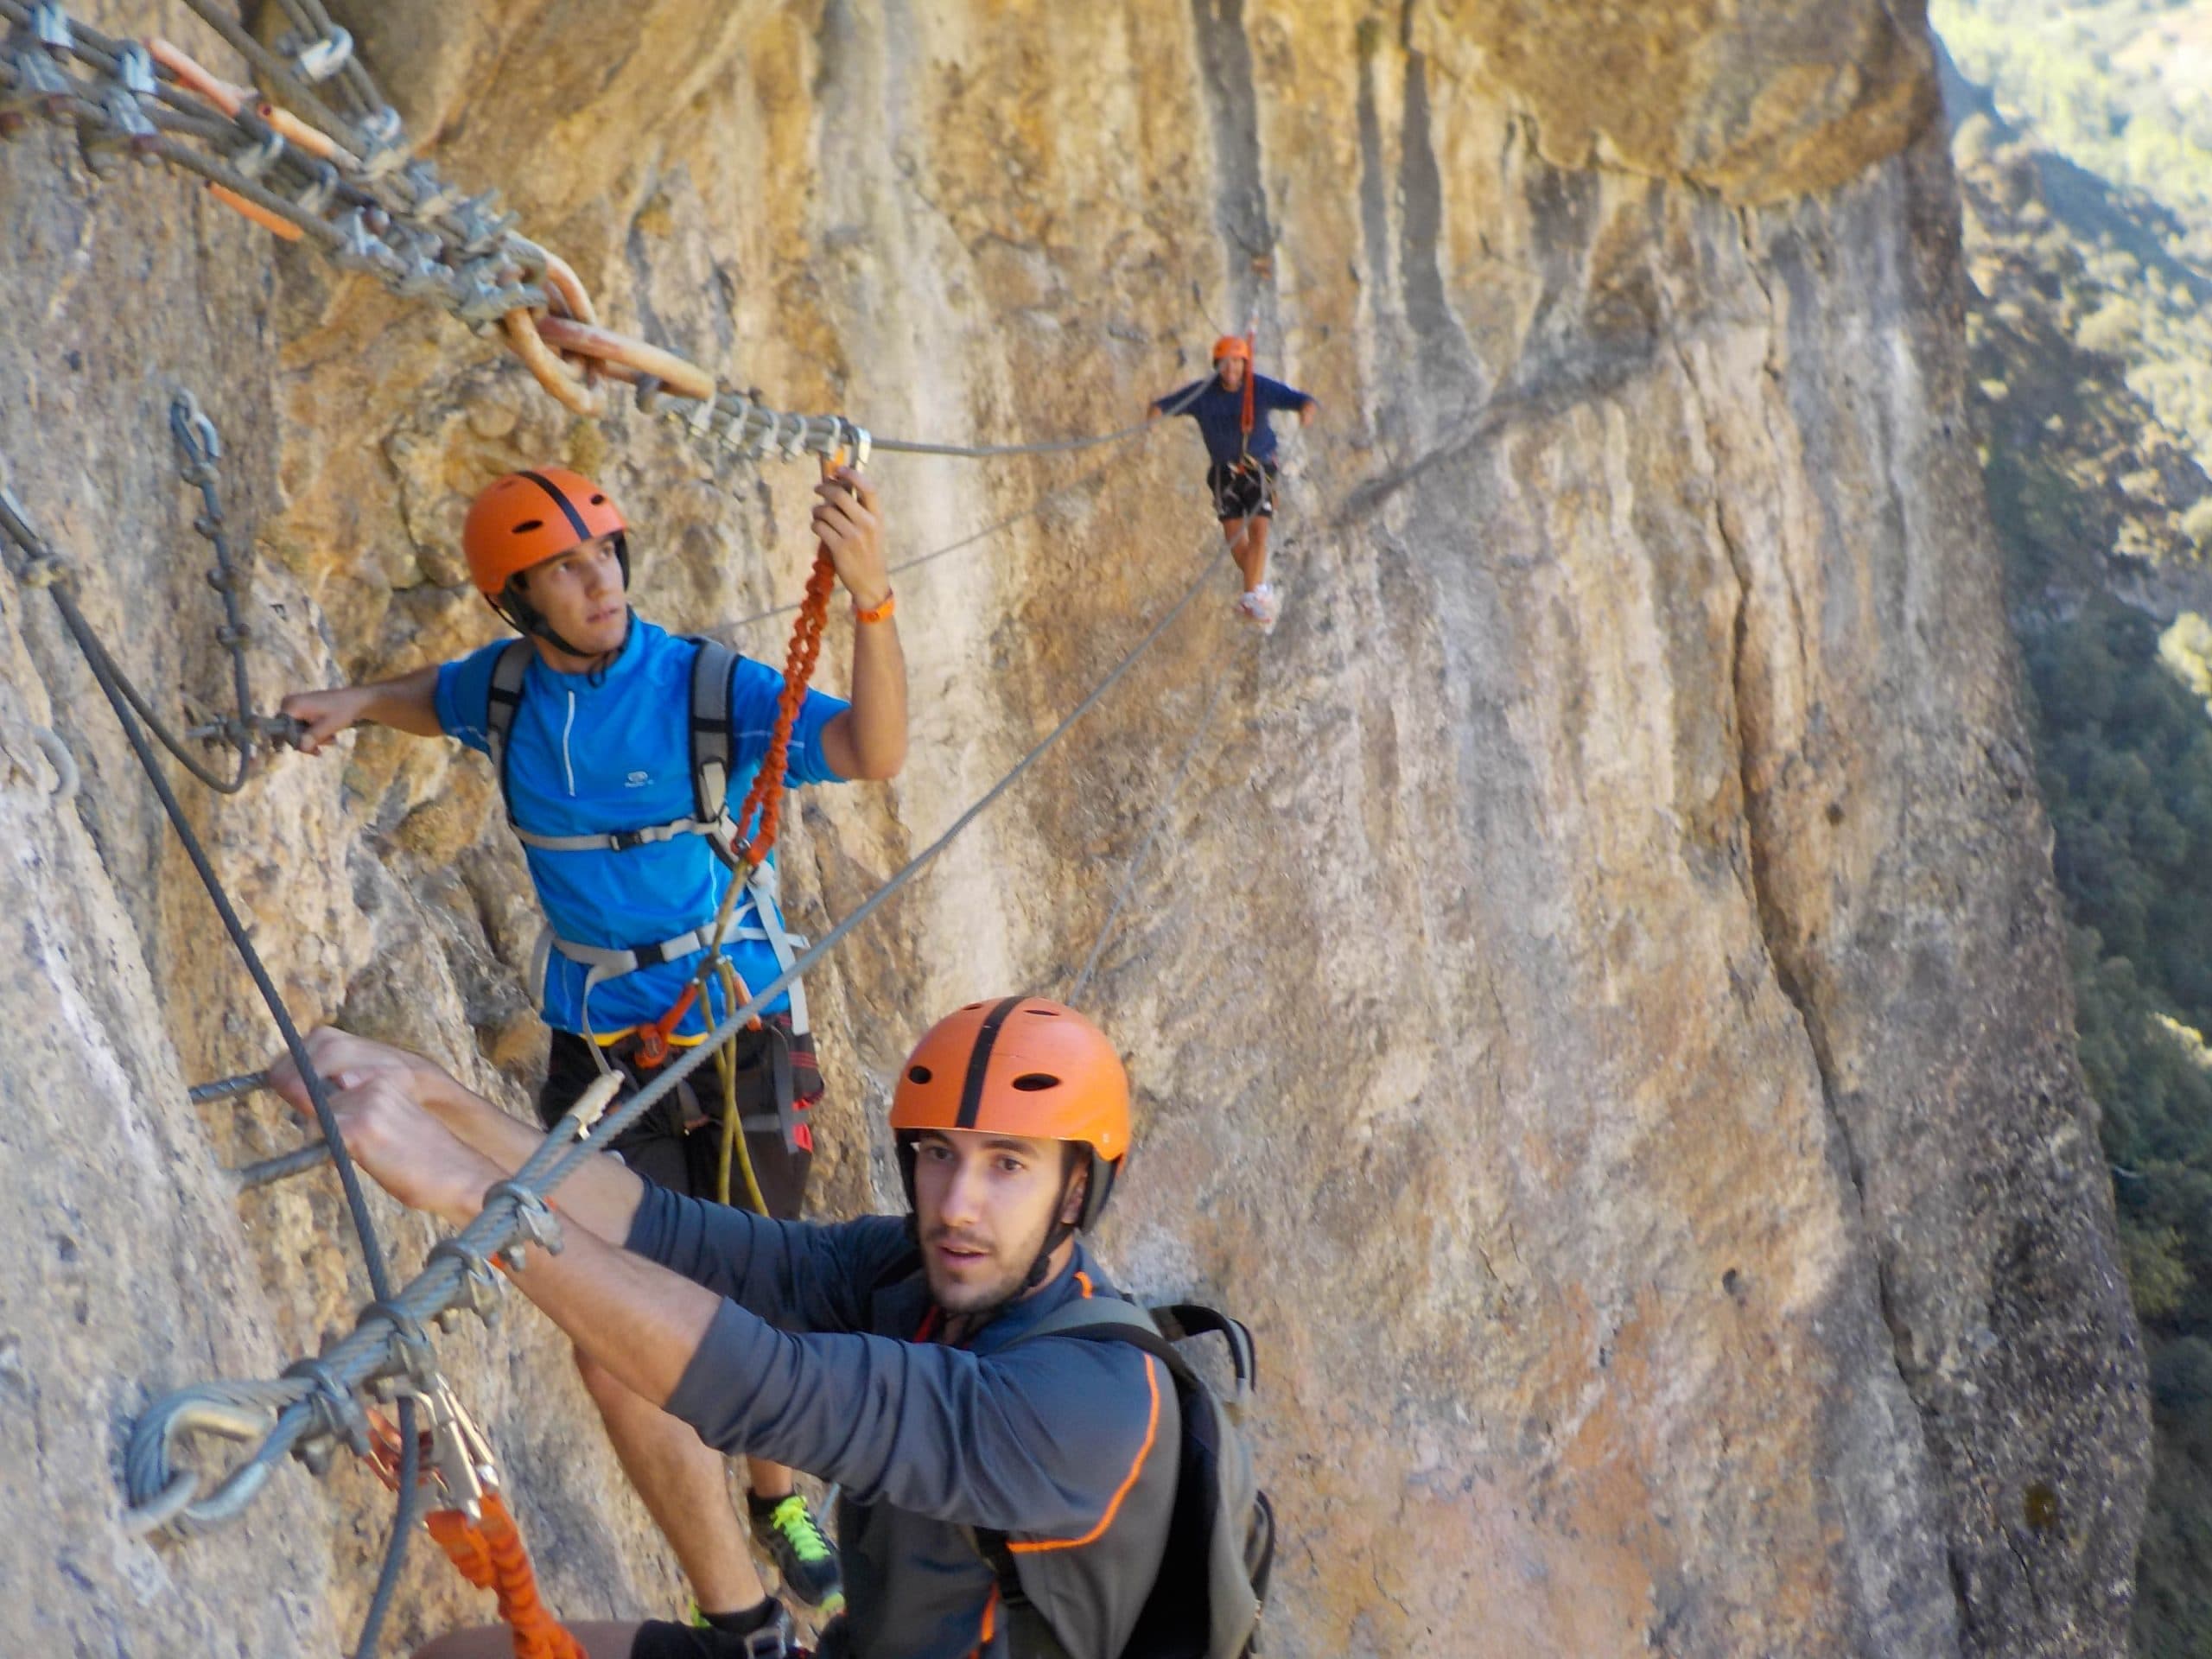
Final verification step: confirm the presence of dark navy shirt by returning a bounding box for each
[632,1194,1177,1658]
[1153,372,1314,467]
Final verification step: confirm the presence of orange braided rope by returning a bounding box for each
[633,465,842,1067]
[733,459,846,869]
[734,546,836,868]
[424,1496,586,1659]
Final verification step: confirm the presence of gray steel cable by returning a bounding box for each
[0,481,421,1657]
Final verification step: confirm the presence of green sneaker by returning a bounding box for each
[750,1491,845,1611]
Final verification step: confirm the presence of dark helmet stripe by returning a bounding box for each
[518,470,592,541]
[956,996,1026,1130]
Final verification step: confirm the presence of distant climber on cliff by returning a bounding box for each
[267,1000,1206,1659]
[277,465,910,1642]
[1147,335,1318,632]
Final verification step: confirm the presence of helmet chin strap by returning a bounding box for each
[494,596,631,664]
[1020,1163,1084,1292]
[494,534,632,661]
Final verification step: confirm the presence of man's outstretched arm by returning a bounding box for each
[266,1027,649,1243]
[279,663,445,752]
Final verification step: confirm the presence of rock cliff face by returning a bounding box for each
[0,3,2150,1656]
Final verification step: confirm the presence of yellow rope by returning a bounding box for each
[711,957,770,1216]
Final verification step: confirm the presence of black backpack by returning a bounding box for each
[979,1300,1276,1659]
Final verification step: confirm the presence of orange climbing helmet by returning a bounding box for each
[890,996,1130,1230]
[1211,335,1252,364]
[462,467,628,601]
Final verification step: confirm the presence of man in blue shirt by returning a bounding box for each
[1147,336,1318,631]
[281,463,908,1653]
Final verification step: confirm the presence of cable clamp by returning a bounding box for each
[11,45,71,105]
[228,125,285,182]
[360,1299,438,1385]
[426,1237,505,1328]
[29,3,70,53]
[712,391,753,449]
[114,41,156,97]
[289,26,353,83]
[401,160,461,220]
[483,1179,563,1273]
[281,1353,371,1462]
[293,159,339,215]
[354,106,406,177]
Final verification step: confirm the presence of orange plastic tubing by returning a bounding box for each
[424,1496,586,1659]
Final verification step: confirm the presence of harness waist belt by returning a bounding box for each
[545,920,809,981]
[511,816,718,855]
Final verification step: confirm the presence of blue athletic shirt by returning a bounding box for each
[1152,372,1314,467]
[435,616,849,1037]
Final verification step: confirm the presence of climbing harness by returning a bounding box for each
[482,630,814,1053]
[635,454,849,1211]
[364,1379,585,1659]
[0,415,423,1659]
[1211,324,1276,516]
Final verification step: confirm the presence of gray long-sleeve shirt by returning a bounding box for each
[627,1187,1178,1658]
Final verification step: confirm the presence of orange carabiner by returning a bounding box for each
[632,986,699,1071]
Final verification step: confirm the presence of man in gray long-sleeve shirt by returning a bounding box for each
[272,998,1174,1659]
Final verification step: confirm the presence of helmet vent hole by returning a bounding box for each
[512,518,543,534]
[906,1065,932,1084]
[589,493,607,504]
[1027,1008,1062,1017]
[1010,1073,1060,1092]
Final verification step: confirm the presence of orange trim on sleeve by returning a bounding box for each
[1007,1355,1160,1554]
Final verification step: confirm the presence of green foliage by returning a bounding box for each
[1938,0,2212,473]
[1938,0,2212,241]
[2018,594,2212,1653]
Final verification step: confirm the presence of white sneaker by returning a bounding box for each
[1240,583,1281,632]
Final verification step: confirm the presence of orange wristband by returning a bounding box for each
[854,588,896,625]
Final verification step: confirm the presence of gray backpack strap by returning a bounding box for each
[686,636,741,864]
[1001,1297,1182,1363]
[483,639,534,824]
[689,636,813,1037]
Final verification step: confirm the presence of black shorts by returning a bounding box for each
[539,1018,821,1220]
[1206,459,1277,521]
